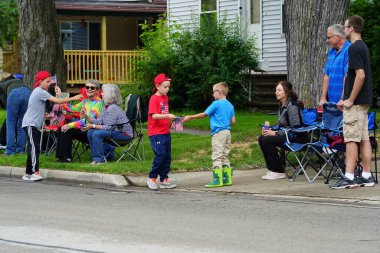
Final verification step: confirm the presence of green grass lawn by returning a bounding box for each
[0,109,277,175]
[1,108,379,176]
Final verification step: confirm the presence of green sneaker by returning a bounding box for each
[222,165,232,186]
[205,167,223,188]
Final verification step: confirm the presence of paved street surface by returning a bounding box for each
[0,177,379,253]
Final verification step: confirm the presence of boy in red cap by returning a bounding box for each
[21,71,82,181]
[146,73,177,190]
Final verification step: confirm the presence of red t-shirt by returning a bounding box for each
[148,94,170,136]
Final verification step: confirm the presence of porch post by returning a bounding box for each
[101,16,107,50]
[101,16,107,82]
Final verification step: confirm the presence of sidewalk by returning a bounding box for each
[1,163,379,205]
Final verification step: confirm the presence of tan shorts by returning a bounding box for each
[343,105,370,143]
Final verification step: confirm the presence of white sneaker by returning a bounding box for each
[30,172,44,181]
[262,171,286,180]
[22,174,31,181]
[147,178,158,190]
[159,178,177,189]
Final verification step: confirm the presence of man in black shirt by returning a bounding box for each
[331,16,374,189]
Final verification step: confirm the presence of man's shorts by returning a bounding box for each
[343,105,370,143]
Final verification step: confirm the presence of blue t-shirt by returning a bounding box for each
[204,99,235,135]
[323,40,350,103]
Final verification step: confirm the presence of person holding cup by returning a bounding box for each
[258,81,307,180]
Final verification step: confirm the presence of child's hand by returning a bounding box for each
[167,114,176,120]
[82,124,93,131]
[55,85,62,97]
[61,124,70,133]
[182,116,191,123]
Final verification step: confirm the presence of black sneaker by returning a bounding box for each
[356,176,375,187]
[329,177,358,189]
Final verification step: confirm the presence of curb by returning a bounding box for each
[125,170,212,187]
[0,165,209,188]
[0,166,128,187]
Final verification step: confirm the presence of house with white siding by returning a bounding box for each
[167,0,287,74]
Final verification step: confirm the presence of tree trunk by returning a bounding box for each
[17,0,66,90]
[284,0,350,107]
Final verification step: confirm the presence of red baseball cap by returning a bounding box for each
[33,71,51,89]
[154,73,171,87]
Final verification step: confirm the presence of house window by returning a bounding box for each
[60,21,101,50]
[200,0,217,28]
[250,0,260,24]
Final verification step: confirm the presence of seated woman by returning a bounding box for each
[258,81,308,180]
[55,80,104,162]
[83,84,133,165]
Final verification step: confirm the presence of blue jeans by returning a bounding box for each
[87,129,132,163]
[148,134,171,181]
[6,87,31,155]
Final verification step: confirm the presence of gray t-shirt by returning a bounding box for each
[22,87,52,129]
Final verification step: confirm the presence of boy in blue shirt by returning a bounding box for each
[183,82,235,187]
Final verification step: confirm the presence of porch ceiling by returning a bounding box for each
[55,0,166,15]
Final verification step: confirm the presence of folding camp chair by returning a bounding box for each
[278,108,320,180]
[300,103,345,183]
[354,112,378,183]
[368,111,378,183]
[104,94,147,162]
[281,125,321,183]
[72,139,90,161]
[40,104,65,155]
[325,110,379,184]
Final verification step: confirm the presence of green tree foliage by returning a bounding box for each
[350,0,380,89]
[0,0,18,48]
[137,18,259,109]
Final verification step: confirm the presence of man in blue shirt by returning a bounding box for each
[183,82,235,188]
[320,24,350,105]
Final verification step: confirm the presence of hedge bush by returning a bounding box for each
[137,18,260,109]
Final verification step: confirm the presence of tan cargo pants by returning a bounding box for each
[211,130,231,168]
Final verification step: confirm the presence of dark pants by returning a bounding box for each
[258,134,308,173]
[56,128,88,160]
[24,126,41,174]
[0,120,6,146]
[258,135,287,173]
[148,134,171,181]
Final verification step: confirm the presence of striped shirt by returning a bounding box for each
[93,104,133,136]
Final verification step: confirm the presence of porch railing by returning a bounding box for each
[64,50,143,84]
[2,50,143,84]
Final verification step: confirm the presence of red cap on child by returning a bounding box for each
[33,71,51,89]
[154,73,171,87]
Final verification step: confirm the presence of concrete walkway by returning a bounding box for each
[1,163,379,206]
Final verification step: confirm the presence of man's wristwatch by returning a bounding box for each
[92,124,95,129]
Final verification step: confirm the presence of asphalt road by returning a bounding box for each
[0,177,379,253]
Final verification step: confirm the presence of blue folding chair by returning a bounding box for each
[293,103,344,183]
[280,108,320,182]
[302,108,318,126]
[367,112,377,183]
